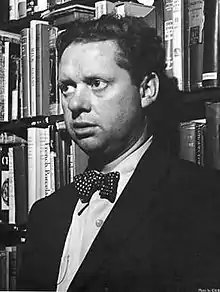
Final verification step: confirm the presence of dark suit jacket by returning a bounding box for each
[17,139,220,292]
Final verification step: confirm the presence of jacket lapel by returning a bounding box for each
[71,138,172,289]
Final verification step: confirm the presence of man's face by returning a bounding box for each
[59,40,145,159]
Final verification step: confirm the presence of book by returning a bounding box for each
[115,2,154,17]
[27,127,40,210]
[0,132,27,145]
[49,26,60,116]
[0,0,9,23]
[0,31,21,122]
[42,3,95,28]
[202,0,220,88]
[13,143,28,225]
[8,147,15,224]
[27,126,51,209]
[49,124,56,193]
[9,0,19,20]
[36,21,50,116]
[18,0,27,18]
[44,126,51,196]
[0,146,9,223]
[205,101,220,169]
[27,0,48,15]
[163,0,173,78]
[188,0,205,91]
[179,119,206,165]
[95,0,115,19]
[172,0,190,91]
[30,20,49,117]
[9,40,21,120]
[8,245,17,290]
[0,248,7,290]
[20,28,31,117]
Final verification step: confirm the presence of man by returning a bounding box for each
[17,15,220,291]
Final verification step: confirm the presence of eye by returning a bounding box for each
[59,82,76,97]
[88,79,108,91]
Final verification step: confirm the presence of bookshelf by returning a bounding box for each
[0,0,220,289]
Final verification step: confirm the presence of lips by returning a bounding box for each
[73,122,96,138]
[73,122,95,128]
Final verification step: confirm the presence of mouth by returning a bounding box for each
[73,122,96,138]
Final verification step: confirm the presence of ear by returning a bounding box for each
[139,72,159,109]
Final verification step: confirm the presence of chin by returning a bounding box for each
[76,139,107,157]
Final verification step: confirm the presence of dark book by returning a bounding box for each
[202,0,220,88]
[179,120,206,166]
[13,143,28,225]
[0,248,7,290]
[188,0,204,91]
[205,101,220,169]
[163,0,173,78]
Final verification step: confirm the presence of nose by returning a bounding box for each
[67,84,91,118]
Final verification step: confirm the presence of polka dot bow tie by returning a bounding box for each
[73,170,120,204]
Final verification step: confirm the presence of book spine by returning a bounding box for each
[202,0,220,88]
[21,28,31,117]
[18,0,27,18]
[95,1,115,19]
[27,127,37,210]
[54,127,61,190]
[69,140,75,182]
[0,39,5,122]
[39,127,46,199]
[59,131,67,188]
[8,245,17,291]
[9,41,21,120]
[9,0,19,20]
[49,124,56,193]
[8,147,15,224]
[30,21,38,116]
[172,0,189,91]
[13,143,28,225]
[36,22,50,116]
[0,146,9,223]
[179,121,196,163]
[205,101,220,169]
[164,0,173,78]
[188,0,205,91]
[5,246,10,290]
[0,248,7,290]
[49,26,60,115]
[195,122,206,166]
[3,41,9,121]
[44,126,51,196]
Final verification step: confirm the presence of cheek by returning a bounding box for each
[100,96,140,134]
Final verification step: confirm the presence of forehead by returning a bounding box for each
[59,40,122,78]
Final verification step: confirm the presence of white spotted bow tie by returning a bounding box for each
[73,170,120,204]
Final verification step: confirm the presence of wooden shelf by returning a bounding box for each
[174,88,220,122]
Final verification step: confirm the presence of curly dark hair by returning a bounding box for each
[57,14,166,87]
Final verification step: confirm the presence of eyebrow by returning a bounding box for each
[58,79,77,88]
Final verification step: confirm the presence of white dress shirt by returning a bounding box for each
[56,135,153,292]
